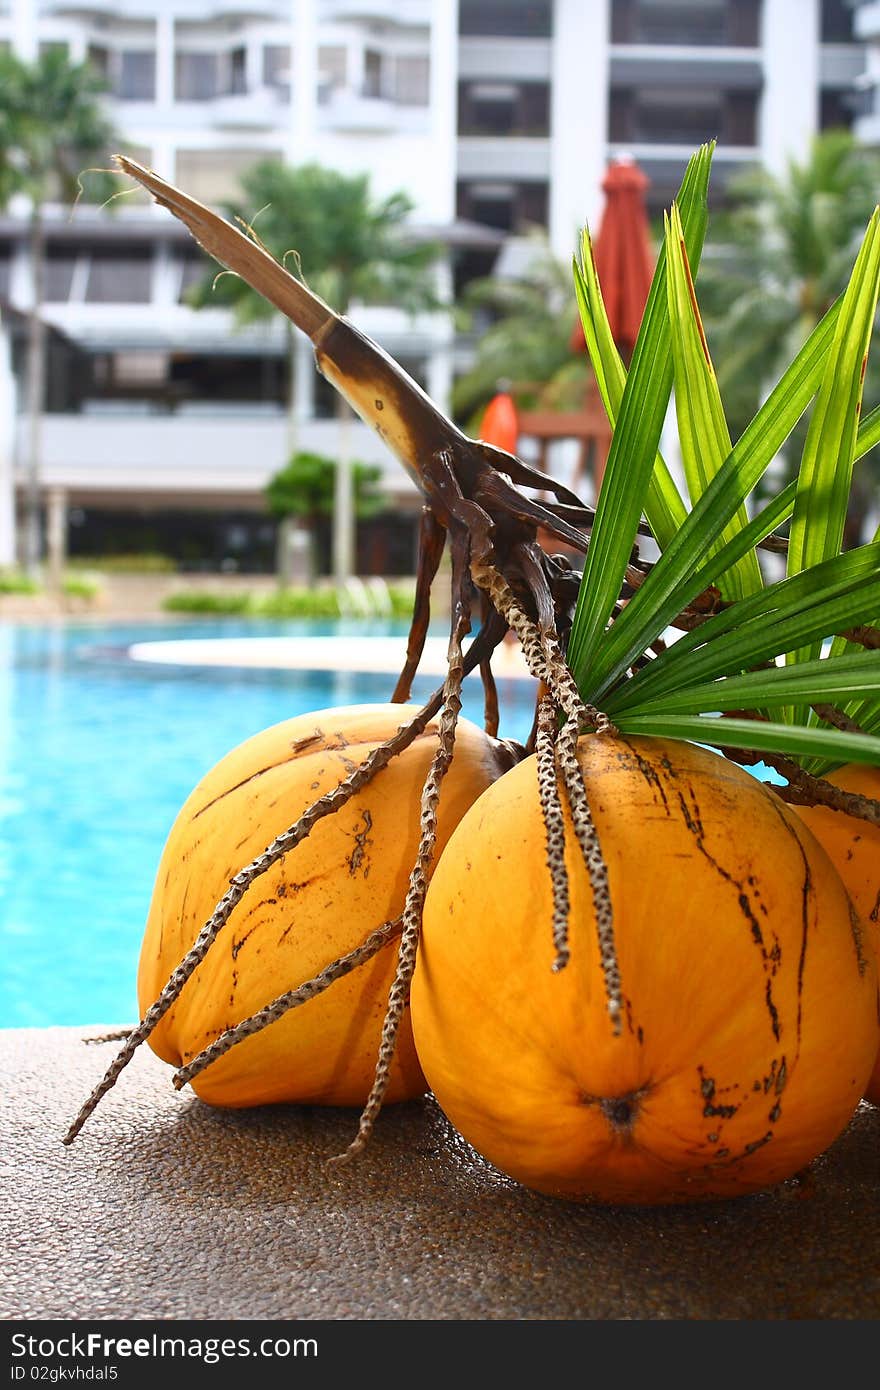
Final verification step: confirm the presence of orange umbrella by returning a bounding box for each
[571,157,654,362]
[479,389,519,455]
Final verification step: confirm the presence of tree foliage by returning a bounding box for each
[265,451,383,522]
[0,47,118,209]
[450,231,588,432]
[187,159,443,321]
[699,129,880,528]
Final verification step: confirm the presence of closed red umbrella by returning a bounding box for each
[571,156,654,362]
[479,389,519,455]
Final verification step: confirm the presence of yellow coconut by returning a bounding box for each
[793,762,880,1105]
[138,703,510,1109]
[411,735,879,1204]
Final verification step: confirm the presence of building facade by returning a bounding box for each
[0,0,867,574]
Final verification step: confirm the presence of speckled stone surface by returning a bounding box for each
[2,1026,879,1321]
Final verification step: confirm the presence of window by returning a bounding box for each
[611,0,759,47]
[457,180,548,234]
[361,49,428,105]
[821,89,855,130]
[178,247,214,303]
[821,0,855,43]
[119,51,156,100]
[318,45,346,91]
[87,44,110,81]
[85,247,152,303]
[395,55,429,106]
[87,45,156,100]
[458,80,550,135]
[459,0,552,38]
[112,352,168,385]
[263,44,291,96]
[0,242,11,302]
[364,49,384,99]
[609,85,756,147]
[169,353,285,406]
[611,87,704,144]
[228,46,247,96]
[45,246,81,302]
[176,51,219,101]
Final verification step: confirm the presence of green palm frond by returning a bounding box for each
[566,150,880,777]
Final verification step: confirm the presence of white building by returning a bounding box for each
[0,0,867,574]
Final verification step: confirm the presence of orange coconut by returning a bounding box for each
[411,735,879,1204]
[138,704,509,1109]
[793,762,880,1105]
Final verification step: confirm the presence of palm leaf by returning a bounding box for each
[665,202,763,602]
[580,303,841,704]
[613,650,880,716]
[605,542,880,713]
[695,398,880,594]
[785,207,880,694]
[566,143,714,690]
[612,713,880,767]
[572,240,686,549]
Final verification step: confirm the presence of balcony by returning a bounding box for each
[458,37,552,83]
[610,48,762,90]
[318,0,431,24]
[819,44,867,87]
[610,0,759,47]
[208,85,288,129]
[317,87,429,134]
[34,410,421,504]
[606,143,758,203]
[41,1,285,15]
[456,136,550,181]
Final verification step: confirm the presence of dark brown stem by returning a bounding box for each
[811,703,867,737]
[722,743,880,827]
[763,752,880,827]
[840,624,880,651]
[480,657,499,737]
[392,505,446,703]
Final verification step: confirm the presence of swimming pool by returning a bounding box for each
[0,617,537,1028]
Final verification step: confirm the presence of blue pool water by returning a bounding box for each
[0,618,536,1029]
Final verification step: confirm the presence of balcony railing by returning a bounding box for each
[34,411,421,500]
[318,0,431,25]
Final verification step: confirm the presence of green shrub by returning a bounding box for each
[62,574,101,600]
[257,588,344,618]
[0,571,39,595]
[163,582,415,620]
[163,591,253,615]
[386,583,416,618]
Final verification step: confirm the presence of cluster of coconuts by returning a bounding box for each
[139,704,879,1207]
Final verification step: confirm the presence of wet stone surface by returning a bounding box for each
[2,1026,879,1321]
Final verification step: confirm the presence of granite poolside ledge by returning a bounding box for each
[2,1026,879,1322]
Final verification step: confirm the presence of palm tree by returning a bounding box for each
[264,449,382,582]
[699,128,880,532]
[187,159,443,585]
[451,230,587,433]
[0,48,119,576]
